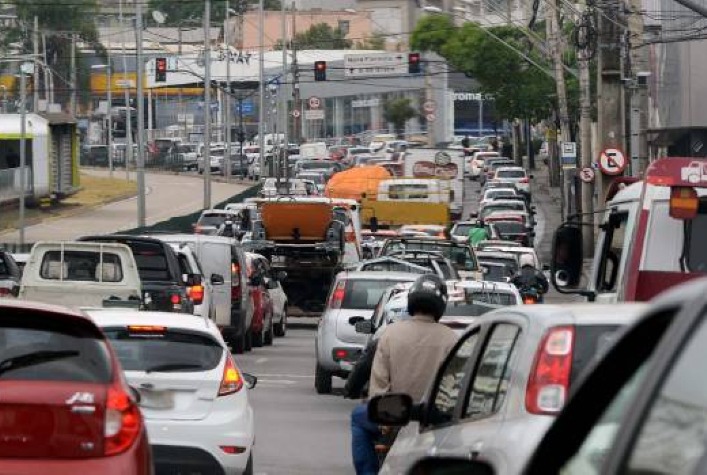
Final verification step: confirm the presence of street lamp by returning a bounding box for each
[92,62,113,177]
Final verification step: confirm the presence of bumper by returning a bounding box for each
[317,336,364,373]
[145,402,254,475]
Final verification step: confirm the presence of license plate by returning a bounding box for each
[340,361,354,372]
[138,389,174,409]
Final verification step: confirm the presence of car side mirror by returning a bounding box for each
[368,393,415,426]
[551,224,583,288]
[542,264,550,271]
[210,273,225,285]
[243,372,258,390]
[355,320,373,334]
[348,315,365,325]
[529,174,534,179]
[186,273,202,286]
[408,457,496,475]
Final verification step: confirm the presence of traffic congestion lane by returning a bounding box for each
[236,328,357,475]
[0,169,249,243]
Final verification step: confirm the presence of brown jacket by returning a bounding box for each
[369,314,458,402]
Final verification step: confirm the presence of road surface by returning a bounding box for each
[0,170,250,243]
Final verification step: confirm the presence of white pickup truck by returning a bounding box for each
[19,241,142,310]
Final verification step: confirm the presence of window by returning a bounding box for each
[0,314,111,383]
[429,332,480,425]
[104,328,223,373]
[40,250,124,282]
[129,241,171,282]
[625,318,707,474]
[595,211,629,292]
[387,184,430,200]
[497,169,525,179]
[342,280,403,310]
[467,291,517,306]
[464,323,521,418]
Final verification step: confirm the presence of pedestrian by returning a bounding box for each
[461,135,470,149]
[350,275,457,475]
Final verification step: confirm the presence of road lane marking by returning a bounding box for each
[255,357,269,364]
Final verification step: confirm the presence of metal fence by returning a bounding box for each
[0,167,32,204]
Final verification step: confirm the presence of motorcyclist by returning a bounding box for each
[511,254,549,301]
[467,219,489,247]
[217,219,239,238]
[350,275,458,475]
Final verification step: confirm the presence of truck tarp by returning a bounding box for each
[261,201,333,241]
[325,165,391,200]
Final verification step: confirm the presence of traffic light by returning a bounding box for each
[408,52,421,74]
[314,61,327,81]
[155,57,167,82]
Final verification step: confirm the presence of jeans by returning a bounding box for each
[351,403,381,475]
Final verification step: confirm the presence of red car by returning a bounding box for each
[245,252,275,348]
[0,300,152,474]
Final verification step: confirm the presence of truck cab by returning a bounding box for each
[552,158,707,302]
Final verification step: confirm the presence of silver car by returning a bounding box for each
[370,303,647,475]
[314,270,420,394]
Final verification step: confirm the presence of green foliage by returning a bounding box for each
[355,33,386,50]
[383,97,417,135]
[412,18,557,121]
[148,0,282,25]
[275,23,352,50]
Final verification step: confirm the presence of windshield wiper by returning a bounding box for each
[144,363,204,373]
[0,350,80,376]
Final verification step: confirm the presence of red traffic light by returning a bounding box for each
[156,57,167,82]
[408,52,421,74]
[409,53,420,64]
[314,61,327,81]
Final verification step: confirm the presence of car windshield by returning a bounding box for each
[480,263,514,282]
[494,221,527,234]
[466,290,516,305]
[480,255,518,272]
[497,169,526,178]
[453,224,473,236]
[198,213,229,227]
[0,314,111,382]
[383,241,477,271]
[343,279,407,310]
[103,328,223,372]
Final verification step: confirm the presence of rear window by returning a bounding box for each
[0,314,111,383]
[444,302,497,317]
[383,241,478,271]
[343,279,403,310]
[497,169,526,178]
[103,328,223,373]
[494,222,526,234]
[467,291,516,305]
[570,325,621,385]
[453,224,473,236]
[479,257,518,273]
[40,250,123,282]
[481,264,514,282]
[129,241,171,282]
[198,213,229,227]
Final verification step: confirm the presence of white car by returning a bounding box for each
[467,151,499,177]
[479,188,520,207]
[88,310,256,475]
[480,245,541,269]
[168,242,214,320]
[494,166,532,194]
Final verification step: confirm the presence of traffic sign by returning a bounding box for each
[344,52,408,78]
[598,148,627,175]
[308,96,321,109]
[423,100,437,113]
[579,167,595,183]
[291,109,301,118]
[426,113,436,122]
[304,109,325,120]
[561,141,577,169]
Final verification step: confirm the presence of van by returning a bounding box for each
[19,241,142,309]
[377,178,450,204]
[153,234,253,353]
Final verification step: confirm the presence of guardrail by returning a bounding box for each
[0,167,32,203]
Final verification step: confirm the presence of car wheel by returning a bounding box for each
[243,453,254,475]
[274,309,287,337]
[264,317,274,345]
[245,328,253,351]
[315,363,332,394]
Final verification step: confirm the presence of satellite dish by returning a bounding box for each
[152,10,167,24]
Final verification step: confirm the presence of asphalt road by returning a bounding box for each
[0,170,249,243]
[237,328,357,475]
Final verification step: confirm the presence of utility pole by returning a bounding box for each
[627,0,648,175]
[19,68,27,246]
[33,15,39,112]
[135,1,146,227]
[545,0,569,187]
[280,0,289,182]
[107,56,113,177]
[258,0,265,179]
[579,57,593,255]
[225,0,232,181]
[120,0,132,181]
[204,0,213,207]
[291,1,300,144]
[70,34,76,116]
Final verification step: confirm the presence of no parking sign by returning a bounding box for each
[598,148,627,175]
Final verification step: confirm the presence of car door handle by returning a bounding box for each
[470,441,484,459]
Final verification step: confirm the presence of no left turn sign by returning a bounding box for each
[423,100,437,113]
[291,109,301,118]
[598,148,627,175]
[308,96,321,109]
[579,167,595,183]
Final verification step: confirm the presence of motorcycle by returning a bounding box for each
[519,286,542,304]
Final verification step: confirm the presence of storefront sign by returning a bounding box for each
[412,161,458,179]
[351,98,380,108]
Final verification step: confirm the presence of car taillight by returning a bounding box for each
[328,281,346,309]
[218,354,244,396]
[170,293,182,310]
[104,387,141,456]
[189,284,204,305]
[526,326,575,415]
[0,288,10,297]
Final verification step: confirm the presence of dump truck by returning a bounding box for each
[242,197,360,317]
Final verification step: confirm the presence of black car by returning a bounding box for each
[492,220,535,246]
[79,235,195,314]
[0,250,21,297]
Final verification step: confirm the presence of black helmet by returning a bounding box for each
[407,274,448,321]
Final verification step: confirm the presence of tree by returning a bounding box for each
[355,33,386,50]
[148,0,282,25]
[383,98,417,136]
[275,23,352,50]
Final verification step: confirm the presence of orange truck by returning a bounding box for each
[242,197,359,317]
